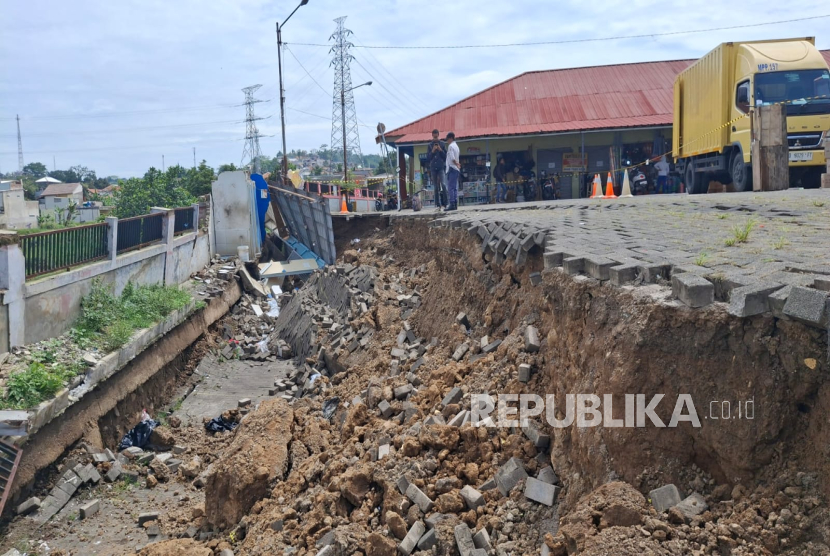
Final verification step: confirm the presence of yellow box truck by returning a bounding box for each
[673,38,830,193]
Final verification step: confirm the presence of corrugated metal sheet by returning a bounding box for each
[388,51,830,143]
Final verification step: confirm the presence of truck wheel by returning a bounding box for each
[731,153,752,192]
[685,164,701,194]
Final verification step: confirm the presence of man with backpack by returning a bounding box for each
[426,129,447,210]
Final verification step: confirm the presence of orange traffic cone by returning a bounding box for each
[602,174,617,199]
[620,171,634,197]
[340,195,349,213]
[590,174,601,198]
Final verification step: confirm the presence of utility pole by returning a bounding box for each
[53,156,56,172]
[276,0,309,185]
[330,16,366,192]
[16,114,24,173]
[193,147,196,169]
[241,84,264,174]
[162,155,165,173]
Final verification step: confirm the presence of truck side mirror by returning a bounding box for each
[736,83,750,113]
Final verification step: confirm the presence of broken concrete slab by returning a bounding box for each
[675,493,708,520]
[649,484,682,513]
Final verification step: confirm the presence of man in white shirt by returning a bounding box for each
[655,156,670,194]
[445,132,461,211]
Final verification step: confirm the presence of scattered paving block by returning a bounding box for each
[406,483,434,513]
[478,478,497,492]
[238,398,252,408]
[529,272,543,286]
[442,387,463,407]
[166,459,183,474]
[495,457,528,496]
[727,283,784,317]
[524,326,540,353]
[452,343,470,362]
[390,360,400,376]
[122,447,144,459]
[425,513,447,530]
[649,484,682,513]
[472,549,488,556]
[454,523,477,556]
[391,348,407,359]
[537,466,559,485]
[16,497,41,516]
[424,414,446,426]
[138,512,160,526]
[473,528,492,552]
[138,453,155,465]
[105,462,123,483]
[417,528,438,551]
[448,410,469,427]
[482,340,502,354]
[316,530,335,548]
[518,363,532,383]
[521,421,550,450]
[394,384,414,400]
[377,444,391,460]
[84,463,101,484]
[459,485,484,510]
[398,521,426,556]
[410,357,425,372]
[783,286,828,327]
[172,445,186,455]
[396,475,411,495]
[80,499,100,519]
[270,520,284,532]
[92,453,109,464]
[456,312,471,329]
[675,493,708,519]
[316,546,334,556]
[378,400,393,419]
[671,273,714,308]
[524,477,560,506]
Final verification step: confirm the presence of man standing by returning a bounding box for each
[445,132,461,212]
[426,129,447,210]
[493,157,507,203]
[655,156,670,194]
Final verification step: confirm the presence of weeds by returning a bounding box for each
[725,219,757,246]
[717,214,729,220]
[773,237,789,250]
[813,200,826,207]
[724,238,737,247]
[694,252,710,266]
[0,362,77,409]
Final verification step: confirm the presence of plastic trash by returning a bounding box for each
[117,409,160,451]
[322,397,340,420]
[266,294,280,318]
[309,373,321,385]
[256,339,269,353]
[204,415,238,433]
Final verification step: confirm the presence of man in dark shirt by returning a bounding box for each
[426,129,447,210]
[493,157,507,202]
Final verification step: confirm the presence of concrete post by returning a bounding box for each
[0,233,27,350]
[822,139,830,189]
[151,207,176,285]
[191,203,200,233]
[751,104,789,191]
[106,216,118,265]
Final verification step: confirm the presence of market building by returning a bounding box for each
[381,50,830,204]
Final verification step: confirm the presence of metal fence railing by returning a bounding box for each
[173,207,195,235]
[116,213,164,254]
[20,222,109,279]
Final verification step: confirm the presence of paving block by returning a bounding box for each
[416,528,438,551]
[727,283,784,317]
[454,523,477,556]
[543,250,564,269]
[472,550,488,556]
[478,477,497,491]
[138,512,160,526]
[649,484,682,513]
[768,285,794,317]
[80,499,100,519]
[399,521,426,556]
[641,262,672,282]
[609,264,639,286]
[442,387,463,407]
[396,475,411,495]
[529,272,543,286]
[459,485,485,510]
[378,400,393,418]
[537,466,559,485]
[518,363,532,383]
[238,398,252,408]
[394,384,414,400]
[406,483,434,513]
[675,493,708,519]
[456,312,471,329]
[563,256,585,275]
[672,273,714,308]
[495,457,528,496]
[16,497,41,516]
[448,410,469,427]
[524,326,540,353]
[783,286,828,327]
[584,256,617,280]
[452,343,470,362]
[424,414,446,426]
[410,357,425,372]
[473,528,493,552]
[524,477,560,506]
[521,421,550,450]
[482,340,502,354]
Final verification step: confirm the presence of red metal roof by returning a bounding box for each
[386,50,830,144]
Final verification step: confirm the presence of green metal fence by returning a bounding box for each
[20,222,109,279]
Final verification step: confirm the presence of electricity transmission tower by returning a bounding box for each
[330,17,363,178]
[241,85,265,174]
[16,115,24,173]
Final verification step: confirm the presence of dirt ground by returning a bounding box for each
[3,218,829,555]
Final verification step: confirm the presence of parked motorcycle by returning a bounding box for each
[627,163,650,195]
[374,195,384,211]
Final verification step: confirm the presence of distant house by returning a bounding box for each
[0,180,39,229]
[35,176,62,186]
[39,182,84,208]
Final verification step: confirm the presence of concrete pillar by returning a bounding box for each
[751,104,789,191]
[191,203,200,233]
[106,216,118,265]
[822,139,830,189]
[0,233,26,349]
[150,207,176,285]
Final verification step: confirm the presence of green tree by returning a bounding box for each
[184,161,215,197]
[112,167,195,218]
[311,165,323,176]
[217,163,238,173]
[374,156,392,175]
[22,162,48,179]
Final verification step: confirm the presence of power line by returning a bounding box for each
[1,118,251,140]
[352,38,433,114]
[1,102,242,122]
[350,59,417,121]
[285,45,330,97]
[0,135,247,156]
[288,14,830,49]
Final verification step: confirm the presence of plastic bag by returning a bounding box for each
[204,415,238,433]
[117,409,160,451]
[322,397,340,420]
[266,295,280,318]
[256,339,269,353]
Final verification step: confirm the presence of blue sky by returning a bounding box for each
[1,0,828,177]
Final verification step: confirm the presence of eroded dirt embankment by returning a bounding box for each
[390,218,830,507]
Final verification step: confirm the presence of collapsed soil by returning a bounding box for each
[3,218,829,556]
